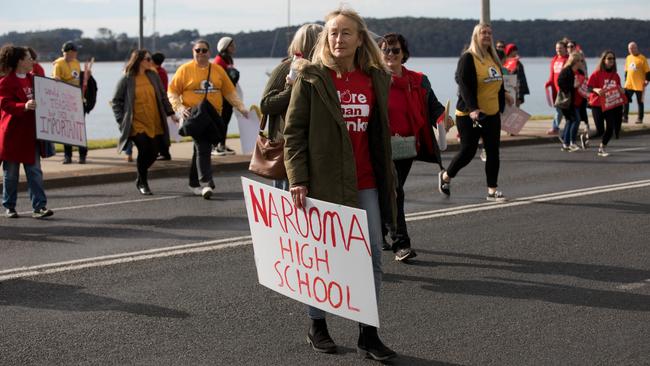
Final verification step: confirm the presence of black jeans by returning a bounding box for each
[381,158,414,249]
[189,138,215,188]
[217,101,233,145]
[63,144,87,159]
[623,89,644,122]
[447,114,501,188]
[131,133,160,184]
[592,106,623,146]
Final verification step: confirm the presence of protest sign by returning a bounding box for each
[501,105,531,135]
[241,177,379,327]
[602,86,626,112]
[576,74,590,98]
[503,74,518,99]
[34,76,87,147]
[235,108,260,155]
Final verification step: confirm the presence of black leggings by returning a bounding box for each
[447,114,501,188]
[592,106,623,146]
[131,133,160,184]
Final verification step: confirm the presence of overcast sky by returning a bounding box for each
[2,0,649,38]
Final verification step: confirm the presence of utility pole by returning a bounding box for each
[138,0,144,49]
[481,0,491,24]
[152,0,157,51]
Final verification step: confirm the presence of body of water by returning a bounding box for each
[41,57,627,140]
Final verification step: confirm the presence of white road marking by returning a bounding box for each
[617,279,650,290]
[0,236,252,282]
[3,179,650,281]
[406,179,650,221]
[610,147,648,153]
[17,195,182,216]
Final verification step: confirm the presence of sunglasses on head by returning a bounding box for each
[194,48,209,54]
[381,47,401,55]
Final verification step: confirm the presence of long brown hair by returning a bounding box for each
[124,49,149,77]
[596,50,617,72]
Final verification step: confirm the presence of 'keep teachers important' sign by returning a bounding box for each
[242,177,379,327]
[34,76,87,147]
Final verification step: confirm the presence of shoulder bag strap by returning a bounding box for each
[203,64,211,101]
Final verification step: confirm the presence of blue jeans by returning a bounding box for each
[562,108,580,145]
[2,148,47,210]
[552,107,564,131]
[308,188,383,319]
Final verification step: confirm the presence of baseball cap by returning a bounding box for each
[62,41,79,52]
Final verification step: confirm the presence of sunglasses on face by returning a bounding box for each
[194,48,209,54]
[567,45,575,48]
[381,47,401,55]
[605,57,615,60]
[143,57,152,62]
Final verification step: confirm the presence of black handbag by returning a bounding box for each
[178,64,226,142]
[554,90,571,110]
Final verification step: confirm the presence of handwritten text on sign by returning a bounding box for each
[241,177,379,327]
[34,76,87,147]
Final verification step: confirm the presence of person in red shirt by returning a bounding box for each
[557,52,586,151]
[378,32,446,262]
[0,45,53,218]
[26,47,45,77]
[151,52,171,160]
[211,36,239,156]
[545,40,569,134]
[588,50,625,157]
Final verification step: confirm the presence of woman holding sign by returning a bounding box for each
[378,32,446,262]
[588,50,625,157]
[283,6,397,361]
[112,49,177,195]
[0,45,53,218]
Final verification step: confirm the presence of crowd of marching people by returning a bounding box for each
[1,5,649,360]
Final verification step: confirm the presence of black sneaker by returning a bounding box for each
[78,156,86,164]
[32,207,54,218]
[223,145,236,155]
[395,248,417,262]
[438,170,450,196]
[381,239,392,251]
[62,156,72,164]
[5,208,18,218]
[211,144,227,156]
[486,191,506,202]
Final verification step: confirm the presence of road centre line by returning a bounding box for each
[18,195,181,216]
[406,179,650,221]
[3,179,650,281]
[610,147,648,152]
[0,236,253,282]
[617,279,650,290]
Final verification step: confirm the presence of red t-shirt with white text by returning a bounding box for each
[587,69,621,107]
[330,69,376,190]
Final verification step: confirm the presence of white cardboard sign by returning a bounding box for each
[34,76,87,147]
[501,105,531,135]
[241,177,379,327]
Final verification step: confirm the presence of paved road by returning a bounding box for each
[1,136,649,365]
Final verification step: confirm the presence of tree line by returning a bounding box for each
[1,17,648,62]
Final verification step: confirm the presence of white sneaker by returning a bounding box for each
[569,144,580,152]
[201,186,213,200]
[479,148,487,162]
[189,186,202,196]
[597,148,609,157]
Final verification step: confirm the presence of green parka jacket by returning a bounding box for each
[283,63,396,227]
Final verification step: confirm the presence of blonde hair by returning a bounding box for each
[287,23,323,60]
[311,6,387,74]
[564,51,584,70]
[466,23,500,66]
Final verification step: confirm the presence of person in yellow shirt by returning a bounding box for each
[52,41,87,163]
[168,39,248,199]
[111,49,177,195]
[623,42,650,124]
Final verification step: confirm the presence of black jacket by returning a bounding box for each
[455,52,505,115]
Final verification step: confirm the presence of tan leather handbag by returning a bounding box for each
[248,115,287,180]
